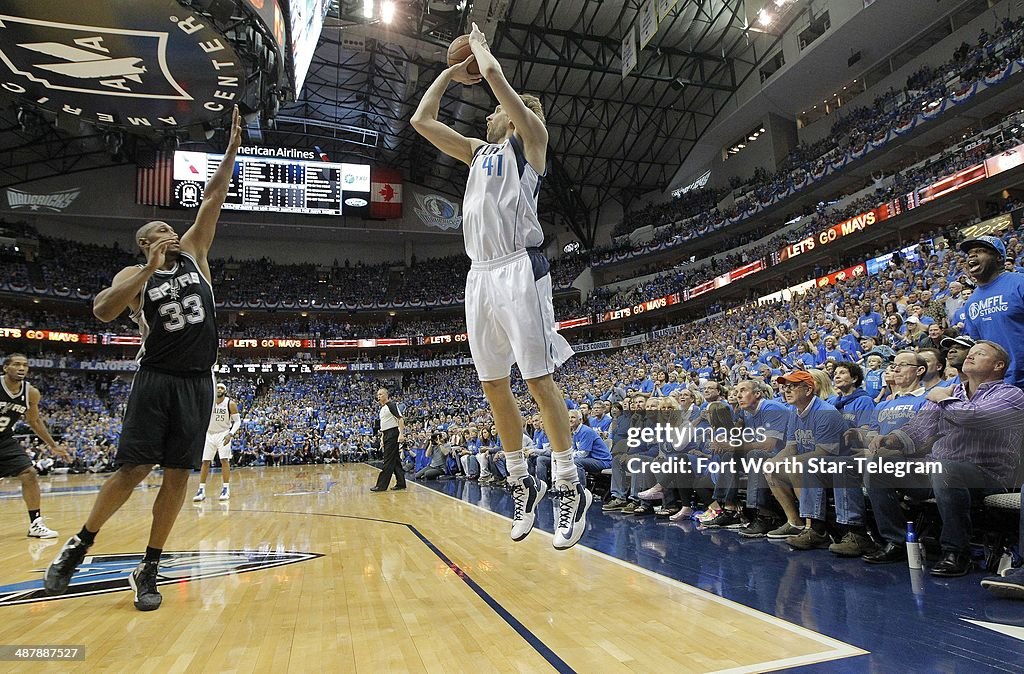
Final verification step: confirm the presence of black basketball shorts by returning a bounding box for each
[0,437,32,478]
[117,368,215,470]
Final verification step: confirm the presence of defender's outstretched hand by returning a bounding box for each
[227,105,243,154]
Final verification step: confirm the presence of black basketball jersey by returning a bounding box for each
[0,379,28,443]
[132,251,218,373]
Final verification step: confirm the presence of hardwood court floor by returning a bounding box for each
[0,465,863,673]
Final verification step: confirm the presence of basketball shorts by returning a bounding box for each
[465,247,574,382]
[0,438,32,478]
[203,431,232,460]
[117,367,216,470]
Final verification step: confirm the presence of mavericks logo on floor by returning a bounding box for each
[0,550,321,606]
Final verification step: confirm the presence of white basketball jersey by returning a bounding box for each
[463,134,545,262]
[208,397,232,434]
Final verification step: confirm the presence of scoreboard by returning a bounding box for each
[171,150,370,216]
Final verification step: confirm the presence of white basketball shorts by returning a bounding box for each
[465,248,574,382]
[203,431,232,460]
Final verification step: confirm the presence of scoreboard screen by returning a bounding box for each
[172,150,370,216]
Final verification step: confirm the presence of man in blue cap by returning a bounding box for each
[961,235,1024,388]
[962,233,1024,599]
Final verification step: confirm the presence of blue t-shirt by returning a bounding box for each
[743,399,793,454]
[659,382,682,396]
[786,396,846,455]
[873,389,928,436]
[588,415,612,433]
[839,334,861,359]
[856,312,883,337]
[571,424,612,465]
[963,271,1024,388]
[830,390,876,428]
[941,374,961,388]
[818,347,845,364]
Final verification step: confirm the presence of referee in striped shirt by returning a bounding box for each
[371,388,407,492]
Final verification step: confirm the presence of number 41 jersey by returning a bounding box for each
[131,251,218,374]
[462,133,545,263]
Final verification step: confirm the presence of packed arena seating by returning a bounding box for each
[3,110,1021,346]
[607,16,1024,250]
[3,100,1022,332]
[0,228,584,310]
[13,220,1024,481]
[584,118,1024,315]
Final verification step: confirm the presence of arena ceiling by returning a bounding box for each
[0,0,795,247]
[273,0,795,246]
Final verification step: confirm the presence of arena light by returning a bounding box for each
[362,0,373,19]
[758,8,772,26]
[381,0,395,24]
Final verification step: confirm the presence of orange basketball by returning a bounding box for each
[447,35,479,74]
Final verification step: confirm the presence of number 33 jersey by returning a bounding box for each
[131,251,218,373]
[463,134,545,263]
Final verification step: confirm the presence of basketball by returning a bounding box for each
[447,35,479,74]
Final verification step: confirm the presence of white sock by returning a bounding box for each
[551,449,579,485]
[505,450,528,482]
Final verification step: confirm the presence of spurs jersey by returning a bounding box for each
[208,397,233,434]
[0,380,28,443]
[131,251,218,373]
[463,134,544,262]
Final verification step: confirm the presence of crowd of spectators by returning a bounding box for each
[3,106,1022,345]
[4,109,1020,348]
[582,118,1024,316]
[2,14,1022,608]
[9,213,1024,594]
[1,233,584,310]
[605,16,1024,255]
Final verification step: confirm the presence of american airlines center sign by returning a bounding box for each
[0,0,245,131]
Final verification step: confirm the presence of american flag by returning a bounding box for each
[136,151,173,206]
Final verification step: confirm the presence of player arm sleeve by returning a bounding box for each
[228,413,241,435]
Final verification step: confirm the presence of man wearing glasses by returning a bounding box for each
[864,341,1024,576]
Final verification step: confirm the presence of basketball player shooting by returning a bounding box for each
[193,382,240,503]
[44,106,243,611]
[411,23,592,549]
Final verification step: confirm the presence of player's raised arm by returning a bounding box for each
[467,22,547,167]
[181,105,243,267]
[411,61,485,166]
[93,234,174,323]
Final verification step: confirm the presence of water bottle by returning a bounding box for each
[906,522,923,569]
[908,567,926,616]
[996,552,1013,577]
